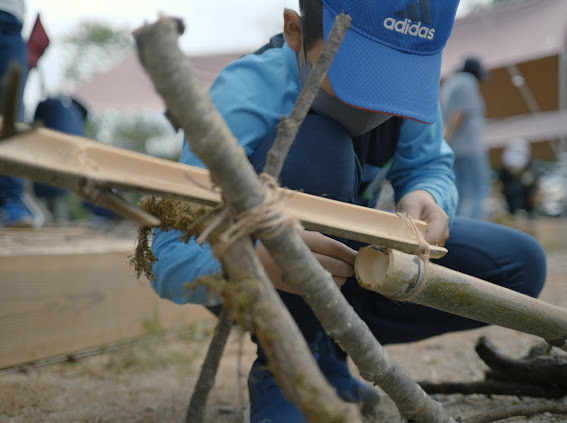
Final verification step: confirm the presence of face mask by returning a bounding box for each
[297,50,392,136]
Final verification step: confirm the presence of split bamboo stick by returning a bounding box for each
[0,124,447,258]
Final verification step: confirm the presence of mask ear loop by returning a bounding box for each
[300,18,306,65]
[297,20,314,87]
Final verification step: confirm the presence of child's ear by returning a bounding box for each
[283,9,302,53]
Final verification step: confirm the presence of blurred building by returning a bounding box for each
[72,51,242,112]
[441,0,567,166]
[70,0,567,166]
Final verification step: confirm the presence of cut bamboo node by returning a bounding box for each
[355,246,424,300]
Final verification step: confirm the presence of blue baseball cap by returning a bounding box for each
[322,0,460,124]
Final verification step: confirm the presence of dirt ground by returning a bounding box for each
[1,226,567,422]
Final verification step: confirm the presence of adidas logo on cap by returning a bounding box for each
[383,0,436,40]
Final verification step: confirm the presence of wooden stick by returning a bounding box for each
[418,380,567,398]
[355,246,567,348]
[0,124,447,258]
[465,402,567,423]
[262,15,351,178]
[133,15,363,422]
[185,309,232,423]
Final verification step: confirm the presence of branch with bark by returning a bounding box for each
[476,336,567,389]
[419,380,566,398]
[185,309,232,423]
[261,15,350,178]
[418,337,567,422]
[465,401,567,423]
[133,13,459,423]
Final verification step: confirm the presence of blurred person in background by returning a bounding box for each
[32,96,89,223]
[0,0,33,227]
[497,137,543,219]
[440,56,490,219]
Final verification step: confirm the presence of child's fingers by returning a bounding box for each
[313,252,355,278]
[301,230,357,265]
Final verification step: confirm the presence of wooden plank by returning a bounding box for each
[0,126,447,258]
[0,238,215,369]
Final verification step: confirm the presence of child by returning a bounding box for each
[151,1,547,421]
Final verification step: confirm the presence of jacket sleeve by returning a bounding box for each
[387,104,458,227]
[149,51,287,305]
[150,228,222,305]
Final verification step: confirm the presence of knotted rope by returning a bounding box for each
[395,211,432,302]
[196,173,302,257]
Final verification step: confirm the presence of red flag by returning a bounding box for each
[27,15,50,69]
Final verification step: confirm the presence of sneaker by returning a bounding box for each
[248,333,380,423]
[0,201,34,228]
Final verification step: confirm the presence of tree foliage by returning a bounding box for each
[61,20,134,88]
[59,20,175,156]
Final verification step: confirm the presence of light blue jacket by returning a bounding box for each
[150,41,457,305]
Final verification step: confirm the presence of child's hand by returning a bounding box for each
[396,190,449,247]
[256,230,357,294]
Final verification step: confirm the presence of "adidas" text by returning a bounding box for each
[383,18,435,40]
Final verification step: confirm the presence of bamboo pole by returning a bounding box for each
[355,246,567,350]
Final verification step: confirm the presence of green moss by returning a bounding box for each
[128,196,210,281]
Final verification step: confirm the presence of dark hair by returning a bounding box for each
[462,56,487,81]
[299,0,323,51]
